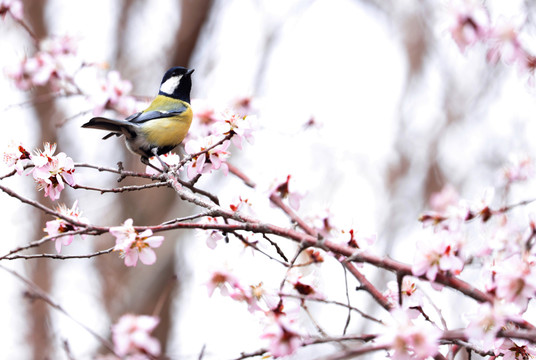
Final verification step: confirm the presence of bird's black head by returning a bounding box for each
[158,66,194,103]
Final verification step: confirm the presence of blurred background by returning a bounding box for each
[1,0,536,359]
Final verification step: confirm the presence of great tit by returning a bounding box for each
[82,66,194,170]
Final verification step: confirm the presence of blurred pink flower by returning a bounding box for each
[502,153,533,184]
[91,70,137,116]
[261,316,303,358]
[5,52,58,90]
[44,200,88,253]
[30,143,76,201]
[0,0,23,20]
[429,184,459,213]
[2,141,31,174]
[493,257,536,311]
[206,269,243,297]
[448,0,489,52]
[378,308,441,360]
[465,302,511,349]
[272,175,304,211]
[486,17,526,65]
[112,314,161,358]
[40,35,77,56]
[111,219,164,267]
[206,269,263,312]
[412,235,464,281]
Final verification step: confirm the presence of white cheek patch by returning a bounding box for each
[160,75,183,94]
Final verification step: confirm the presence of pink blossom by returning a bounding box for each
[502,153,533,184]
[493,257,536,311]
[412,235,464,281]
[261,316,303,358]
[465,302,512,349]
[272,175,304,211]
[40,35,77,56]
[0,0,23,20]
[345,228,376,250]
[384,277,422,308]
[212,113,256,149]
[44,201,88,253]
[494,338,536,360]
[378,308,441,360]
[206,269,243,297]
[111,219,164,267]
[112,314,161,358]
[486,18,526,65]
[91,70,137,116]
[190,99,222,130]
[197,217,225,249]
[206,269,263,312]
[429,184,459,213]
[5,52,59,90]
[30,143,76,201]
[145,152,181,175]
[184,135,230,179]
[2,141,31,174]
[448,0,489,52]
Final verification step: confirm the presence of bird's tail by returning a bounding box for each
[82,117,136,139]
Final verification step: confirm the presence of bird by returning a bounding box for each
[82,66,194,171]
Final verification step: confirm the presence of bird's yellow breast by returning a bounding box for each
[141,103,193,147]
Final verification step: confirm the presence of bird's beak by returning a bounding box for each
[186,68,195,75]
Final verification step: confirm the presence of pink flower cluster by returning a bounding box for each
[111,314,161,359]
[110,219,164,267]
[378,308,441,360]
[91,70,137,116]
[448,1,536,78]
[261,313,303,358]
[502,154,534,185]
[4,16,138,118]
[206,269,310,357]
[5,35,77,91]
[206,269,264,313]
[44,201,88,253]
[185,135,230,180]
[30,143,76,201]
[3,142,76,200]
[183,110,256,180]
[416,167,536,355]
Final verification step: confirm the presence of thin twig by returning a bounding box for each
[341,263,352,335]
[278,293,382,324]
[71,181,169,193]
[3,247,114,260]
[0,229,89,260]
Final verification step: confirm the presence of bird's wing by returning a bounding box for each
[128,105,188,124]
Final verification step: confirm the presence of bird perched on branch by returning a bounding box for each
[82,66,194,171]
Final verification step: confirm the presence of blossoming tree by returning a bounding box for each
[1,1,536,359]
